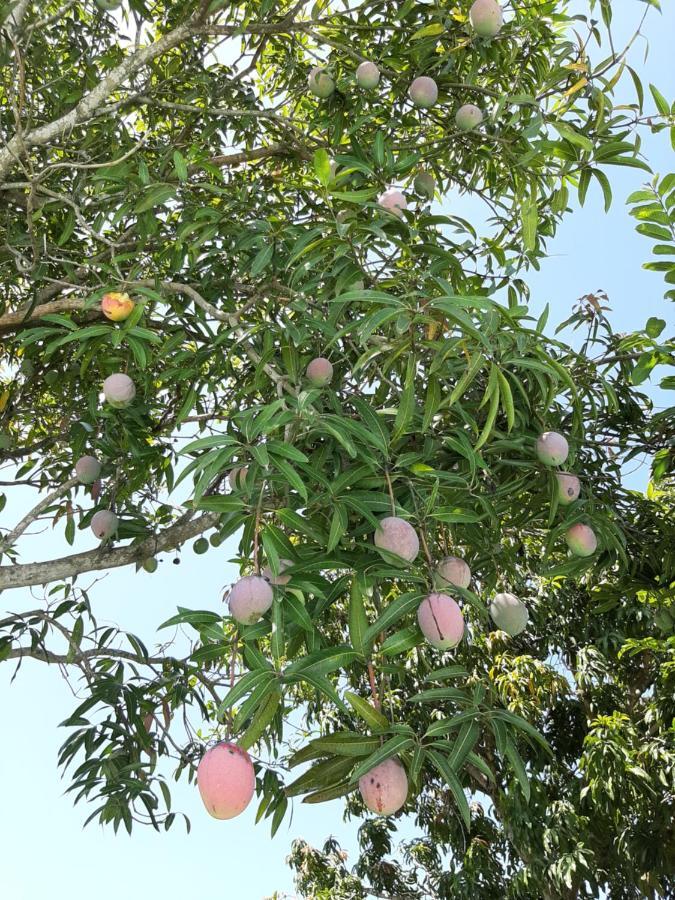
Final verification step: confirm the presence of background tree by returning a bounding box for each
[0,1,673,898]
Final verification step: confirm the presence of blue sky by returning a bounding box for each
[1,4,674,899]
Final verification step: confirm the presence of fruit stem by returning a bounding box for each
[226,636,238,739]
[384,469,396,516]
[252,482,266,574]
[367,661,381,710]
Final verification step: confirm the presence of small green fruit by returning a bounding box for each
[308,67,335,98]
[455,104,483,132]
[142,557,158,573]
[356,61,380,90]
[194,537,209,554]
[414,171,435,199]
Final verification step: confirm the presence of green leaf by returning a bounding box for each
[173,150,188,182]
[447,720,480,771]
[351,734,414,782]
[475,368,500,450]
[504,735,531,802]
[649,83,671,117]
[393,354,417,440]
[521,198,538,251]
[345,691,389,731]
[302,781,359,804]
[411,21,444,39]
[496,368,515,432]
[408,686,471,705]
[449,353,485,407]
[218,669,276,717]
[552,121,593,152]
[593,168,613,212]
[310,732,381,757]
[427,750,470,829]
[285,756,355,797]
[285,646,361,678]
[284,593,314,633]
[271,597,284,665]
[423,666,469,682]
[239,688,282,750]
[646,317,666,338]
[159,608,222,630]
[380,626,421,656]
[328,502,348,552]
[134,183,177,213]
[491,710,551,753]
[251,243,274,276]
[424,709,480,739]
[287,670,350,715]
[313,148,332,186]
[349,575,370,655]
[363,592,420,649]
[271,457,308,501]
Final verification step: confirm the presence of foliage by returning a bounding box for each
[0,1,674,897]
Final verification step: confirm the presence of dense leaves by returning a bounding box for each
[0,1,674,897]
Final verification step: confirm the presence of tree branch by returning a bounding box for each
[5,645,172,666]
[0,297,96,333]
[0,475,77,552]
[0,511,218,591]
[0,17,195,182]
[194,142,304,172]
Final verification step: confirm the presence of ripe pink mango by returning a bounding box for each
[565,523,597,557]
[103,373,135,408]
[374,516,419,563]
[417,593,464,649]
[228,466,248,490]
[434,555,471,590]
[356,61,380,89]
[262,558,292,586]
[489,592,529,636]
[377,188,407,217]
[75,455,101,484]
[536,431,569,466]
[306,357,333,387]
[308,67,335,98]
[455,104,483,131]
[228,575,273,624]
[197,742,255,820]
[469,0,503,37]
[556,472,581,505]
[409,76,438,109]
[91,509,118,540]
[358,757,408,815]
[101,292,134,322]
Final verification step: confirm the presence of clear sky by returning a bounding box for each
[1,4,674,899]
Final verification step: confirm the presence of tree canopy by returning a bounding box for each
[0,1,674,897]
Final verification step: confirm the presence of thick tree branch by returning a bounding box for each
[0,17,195,182]
[0,511,218,591]
[0,297,95,333]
